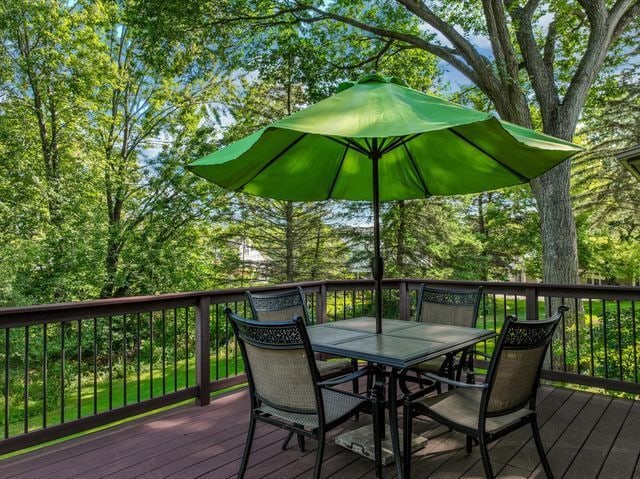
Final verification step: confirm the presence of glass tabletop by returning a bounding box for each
[308,317,495,369]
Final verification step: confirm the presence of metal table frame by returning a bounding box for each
[308,317,496,479]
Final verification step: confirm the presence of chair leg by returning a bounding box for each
[531,419,554,479]
[297,433,306,452]
[373,400,382,478]
[403,400,414,478]
[238,415,256,479]
[479,435,494,479]
[352,358,359,394]
[281,430,294,450]
[466,435,473,454]
[313,429,325,479]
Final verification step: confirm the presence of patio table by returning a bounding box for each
[308,316,496,479]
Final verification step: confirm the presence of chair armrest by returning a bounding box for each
[317,366,370,387]
[423,373,487,390]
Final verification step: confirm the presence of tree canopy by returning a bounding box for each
[0,0,638,307]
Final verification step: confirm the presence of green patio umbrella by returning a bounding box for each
[188,73,582,333]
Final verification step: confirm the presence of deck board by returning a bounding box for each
[0,384,638,478]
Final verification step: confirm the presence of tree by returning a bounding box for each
[0,1,237,304]
[573,62,640,283]
[381,198,484,279]
[92,9,230,297]
[152,0,639,285]
[0,0,111,302]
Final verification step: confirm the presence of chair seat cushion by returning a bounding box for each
[257,388,366,429]
[315,358,354,378]
[416,388,533,434]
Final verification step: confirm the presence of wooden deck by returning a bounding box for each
[1,384,639,478]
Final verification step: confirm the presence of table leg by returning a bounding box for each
[388,368,404,479]
[373,364,386,440]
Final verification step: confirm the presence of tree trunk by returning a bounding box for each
[531,110,580,285]
[530,161,579,285]
[395,200,406,276]
[495,94,579,286]
[477,194,489,281]
[310,221,322,280]
[284,201,295,282]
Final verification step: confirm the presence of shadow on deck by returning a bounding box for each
[0,384,639,478]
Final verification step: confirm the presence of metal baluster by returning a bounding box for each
[150,312,154,398]
[109,316,113,410]
[482,294,487,354]
[43,324,47,428]
[4,328,9,438]
[61,322,65,424]
[136,313,141,403]
[93,318,97,415]
[215,304,219,381]
[109,316,113,411]
[24,326,28,433]
[549,297,554,371]
[162,310,166,396]
[503,294,507,324]
[575,298,580,375]
[343,290,347,320]
[603,300,608,379]
[77,320,82,419]
[352,290,356,318]
[123,314,127,406]
[185,308,189,388]
[632,301,638,384]
[616,301,623,381]
[173,309,178,392]
[589,299,595,376]
[225,304,230,378]
[237,303,243,375]
[561,298,567,372]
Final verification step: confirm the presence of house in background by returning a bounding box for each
[618,145,640,181]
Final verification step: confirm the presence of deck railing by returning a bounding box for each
[0,279,639,454]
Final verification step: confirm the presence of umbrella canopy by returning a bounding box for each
[188,74,583,332]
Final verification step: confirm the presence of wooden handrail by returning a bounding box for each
[0,278,639,456]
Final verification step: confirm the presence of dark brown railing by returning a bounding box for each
[0,279,639,455]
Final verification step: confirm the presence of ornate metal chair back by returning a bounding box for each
[416,285,483,328]
[228,312,321,415]
[247,287,310,324]
[482,306,567,418]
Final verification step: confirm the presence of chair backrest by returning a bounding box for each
[482,306,567,419]
[247,287,310,324]
[227,310,321,415]
[416,285,483,328]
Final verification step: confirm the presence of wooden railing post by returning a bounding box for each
[195,296,211,406]
[399,281,409,321]
[316,283,327,324]
[525,286,539,320]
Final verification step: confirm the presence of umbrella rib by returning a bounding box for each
[326,146,349,200]
[448,128,530,182]
[234,133,308,192]
[381,133,422,155]
[323,135,369,156]
[403,141,431,196]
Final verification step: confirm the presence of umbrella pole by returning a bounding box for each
[371,145,383,334]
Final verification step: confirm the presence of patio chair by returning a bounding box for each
[401,306,568,478]
[400,285,483,393]
[247,287,357,387]
[227,311,382,479]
